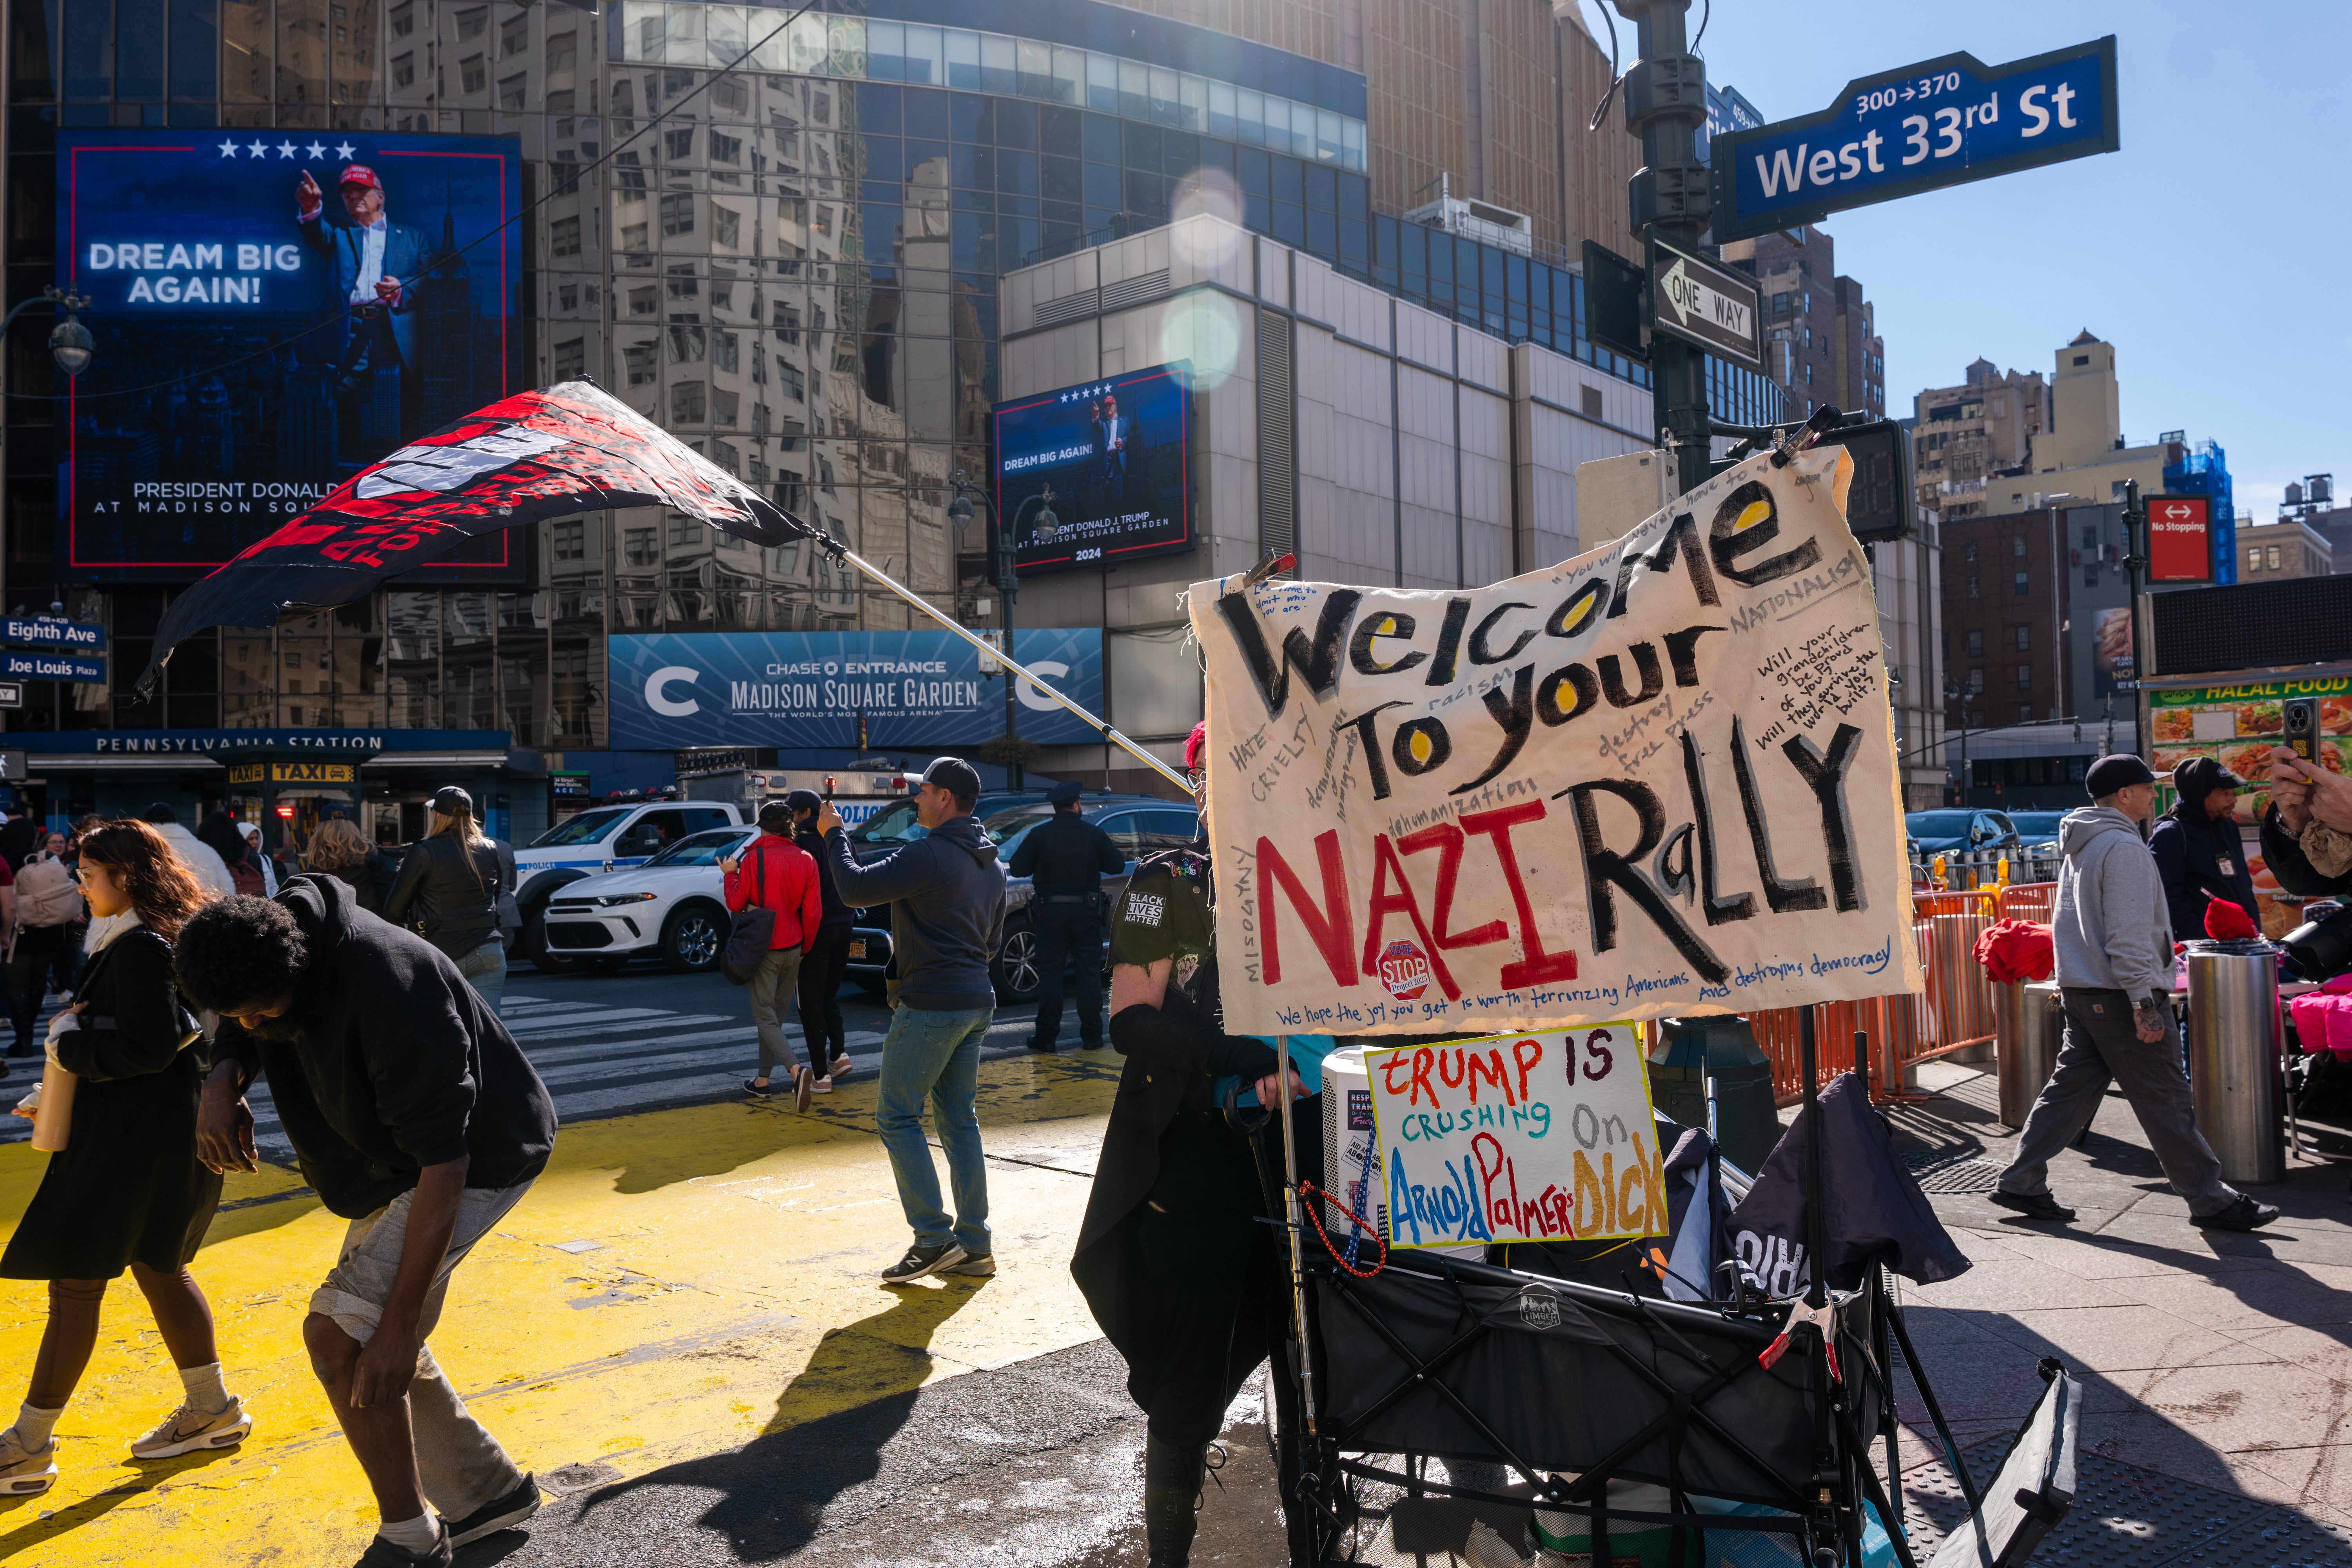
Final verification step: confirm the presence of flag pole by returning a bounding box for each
[819,539,1192,794]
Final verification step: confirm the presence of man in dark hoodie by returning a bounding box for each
[816,756,1007,1283]
[182,877,557,1568]
[2150,756,2259,940]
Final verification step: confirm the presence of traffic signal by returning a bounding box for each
[1810,419,1914,544]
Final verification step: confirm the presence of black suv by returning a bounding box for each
[842,791,1199,1004]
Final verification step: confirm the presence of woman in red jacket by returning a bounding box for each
[721,800,825,1110]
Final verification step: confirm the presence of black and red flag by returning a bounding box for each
[138,380,818,693]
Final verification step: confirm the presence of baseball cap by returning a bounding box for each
[2084,754,2156,799]
[922,755,982,800]
[757,799,795,830]
[783,788,822,814]
[1047,779,1083,804]
[429,784,473,815]
[338,164,382,191]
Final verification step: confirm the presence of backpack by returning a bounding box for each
[229,858,266,898]
[16,855,82,928]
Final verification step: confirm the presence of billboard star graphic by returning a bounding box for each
[297,163,429,399]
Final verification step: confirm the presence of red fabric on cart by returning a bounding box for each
[2291,992,2352,1058]
[1973,919,2055,984]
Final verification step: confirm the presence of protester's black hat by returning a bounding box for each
[1047,779,1083,804]
[430,784,473,815]
[2172,754,2243,797]
[922,755,982,799]
[783,788,822,814]
[2085,753,2156,798]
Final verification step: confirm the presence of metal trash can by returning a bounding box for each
[1999,981,2064,1129]
[1647,1015,1779,1175]
[2184,939,2285,1185]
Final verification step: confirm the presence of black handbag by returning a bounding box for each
[720,842,779,985]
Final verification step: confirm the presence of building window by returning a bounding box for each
[456,7,486,40]
[660,193,696,236]
[623,528,657,566]
[777,359,804,401]
[2016,664,2032,691]
[499,73,529,111]
[549,216,581,258]
[2268,544,2282,570]
[390,2,415,37]
[711,388,739,426]
[1965,630,1983,657]
[2016,704,2033,726]
[552,520,586,561]
[2012,535,2027,557]
[624,341,656,384]
[392,53,416,88]
[461,55,486,94]
[552,337,585,381]
[713,205,741,248]
[1965,575,1980,599]
[671,382,706,423]
[1966,669,1984,694]
[666,127,696,160]
[2014,624,2030,651]
[714,331,738,374]
[1962,540,1978,562]
[2013,572,2029,596]
[711,132,743,165]
[500,15,529,56]
[548,31,577,72]
[2085,566,2099,588]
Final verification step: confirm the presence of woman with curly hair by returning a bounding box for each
[0,820,251,1496]
[304,815,393,916]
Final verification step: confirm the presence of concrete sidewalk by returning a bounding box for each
[1880,1059,2352,1564]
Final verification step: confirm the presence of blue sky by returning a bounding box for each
[1635,2,2350,520]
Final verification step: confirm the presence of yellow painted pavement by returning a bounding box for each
[0,1052,1120,1565]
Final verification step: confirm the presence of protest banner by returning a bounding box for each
[1365,1026,1663,1250]
[1193,444,1922,1038]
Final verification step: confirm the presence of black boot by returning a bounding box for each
[1143,1433,1204,1567]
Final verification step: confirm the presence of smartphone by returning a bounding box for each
[2284,697,2320,762]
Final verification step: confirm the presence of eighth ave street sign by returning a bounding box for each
[1646,236,1762,372]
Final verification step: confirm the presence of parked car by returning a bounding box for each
[844,793,1200,1003]
[1904,809,2021,860]
[515,800,746,969]
[537,825,757,974]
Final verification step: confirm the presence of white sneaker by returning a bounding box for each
[131,1395,252,1459]
[811,1076,834,1095]
[0,1427,56,1494]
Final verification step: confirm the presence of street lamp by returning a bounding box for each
[0,287,96,377]
[948,469,1025,787]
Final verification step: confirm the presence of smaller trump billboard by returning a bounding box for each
[606,629,1104,751]
[995,363,1191,577]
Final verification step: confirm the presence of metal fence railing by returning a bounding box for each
[1737,884,2060,1104]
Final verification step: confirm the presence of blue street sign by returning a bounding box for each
[2,650,106,683]
[2,616,105,652]
[1710,37,2118,243]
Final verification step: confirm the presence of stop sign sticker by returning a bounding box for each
[1377,940,1432,1001]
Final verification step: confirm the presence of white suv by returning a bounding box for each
[515,800,745,968]
[538,825,757,974]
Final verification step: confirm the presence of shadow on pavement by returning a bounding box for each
[569,1276,986,1559]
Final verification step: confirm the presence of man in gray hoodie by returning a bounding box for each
[817,756,1009,1282]
[1993,754,2277,1230]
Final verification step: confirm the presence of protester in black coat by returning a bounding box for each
[0,821,249,1495]
[2150,755,2259,939]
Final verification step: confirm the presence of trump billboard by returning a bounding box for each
[56,129,523,582]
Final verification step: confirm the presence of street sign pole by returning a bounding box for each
[1616,0,1711,496]
[2123,479,2152,759]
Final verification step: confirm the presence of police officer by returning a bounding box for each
[1070,723,1328,1568]
[1009,780,1123,1052]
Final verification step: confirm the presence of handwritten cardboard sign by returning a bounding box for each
[1367,1026,1664,1249]
[1192,445,1923,1038]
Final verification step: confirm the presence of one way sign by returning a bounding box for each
[1646,236,1763,372]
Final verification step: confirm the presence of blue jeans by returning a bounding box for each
[875,1004,993,1254]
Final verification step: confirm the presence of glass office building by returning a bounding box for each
[2,0,1783,824]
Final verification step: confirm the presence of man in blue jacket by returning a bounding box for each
[297,164,431,399]
[817,757,1007,1283]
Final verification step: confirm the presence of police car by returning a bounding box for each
[844,794,1200,1004]
[515,798,746,969]
[535,824,758,974]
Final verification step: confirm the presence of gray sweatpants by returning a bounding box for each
[748,945,806,1077]
[309,1181,533,1521]
[1997,986,2240,1217]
